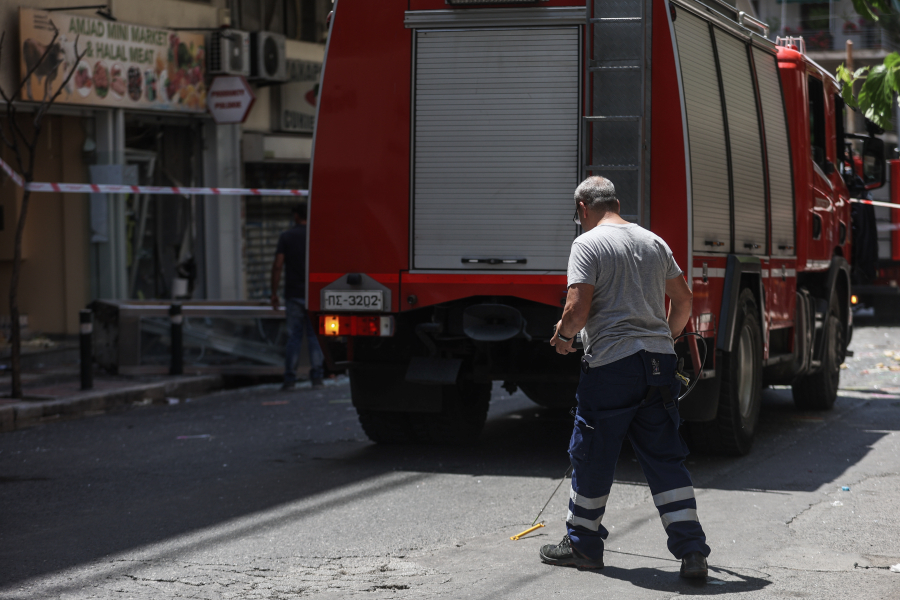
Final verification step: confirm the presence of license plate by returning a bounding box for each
[322,290,384,311]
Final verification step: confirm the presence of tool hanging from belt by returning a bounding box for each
[579,333,707,402]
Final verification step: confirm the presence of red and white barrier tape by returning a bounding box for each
[0,156,24,188]
[0,156,307,197]
[850,198,900,210]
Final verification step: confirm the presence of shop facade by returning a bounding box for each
[0,0,241,337]
[0,0,328,338]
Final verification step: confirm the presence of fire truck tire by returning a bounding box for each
[357,410,416,444]
[411,381,492,445]
[519,381,578,409]
[791,295,843,411]
[686,289,763,456]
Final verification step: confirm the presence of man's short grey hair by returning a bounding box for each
[574,176,619,214]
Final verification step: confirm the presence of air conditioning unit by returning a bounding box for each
[250,31,288,83]
[207,29,250,76]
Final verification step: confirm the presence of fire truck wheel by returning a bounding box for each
[791,295,843,411]
[687,289,763,456]
[357,411,416,444]
[411,381,492,445]
[519,381,578,409]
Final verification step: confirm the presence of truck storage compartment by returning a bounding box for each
[673,10,732,254]
[412,27,580,271]
[714,28,767,256]
[753,47,796,257]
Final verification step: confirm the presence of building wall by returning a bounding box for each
[0,115,89,335]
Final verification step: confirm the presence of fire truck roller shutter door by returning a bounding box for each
[673,11,732,254]
[412,28,579,271]
[753,48,796,257]
[714,30,767,256]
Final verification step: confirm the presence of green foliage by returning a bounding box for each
[837,54,900,130]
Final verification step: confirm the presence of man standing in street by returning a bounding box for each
[540,176,710,578]
[271,204,325,390]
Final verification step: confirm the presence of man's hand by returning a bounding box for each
[550,284,593,354]
[270,293,281,311]
[550,319,578,354]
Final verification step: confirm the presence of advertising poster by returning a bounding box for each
[19,8,206,113]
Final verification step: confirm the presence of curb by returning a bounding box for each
[0,375,224,432]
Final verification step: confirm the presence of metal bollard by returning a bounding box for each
[169,303,183,376]
[79,309,93,390]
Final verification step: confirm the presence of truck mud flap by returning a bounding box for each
[679,371,721,422]
[405,357,463,385]
[350,362,444,413]
[717,255,764,353]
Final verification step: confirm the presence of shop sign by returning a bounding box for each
[273,59,321,133]
[207,76,255,124]
[18,8,206,113]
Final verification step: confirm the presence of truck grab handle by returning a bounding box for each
[738,12,769,38]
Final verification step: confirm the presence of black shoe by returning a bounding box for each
[311,379,325,389]
[539,535,604,570]
[680,551,708,579]
[280,381,295,391]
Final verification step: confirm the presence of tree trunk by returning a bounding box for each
[9,188,30,399]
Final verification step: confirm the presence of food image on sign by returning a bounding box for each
[127,66,142,100]
[18,8,205,113]
[110,64,126,98]
[93,61,109,97]
[74,60,91,96]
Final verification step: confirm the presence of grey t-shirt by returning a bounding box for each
[567,223,683,367]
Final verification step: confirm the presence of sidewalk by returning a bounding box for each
[0,371,225,432]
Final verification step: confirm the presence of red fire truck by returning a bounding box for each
[306,0,885,454]
[850,159,900,315]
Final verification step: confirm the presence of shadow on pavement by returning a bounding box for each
[594,565,771,595]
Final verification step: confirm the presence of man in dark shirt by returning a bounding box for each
[271,204,324,390]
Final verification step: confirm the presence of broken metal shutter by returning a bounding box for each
[413,27,579,271]
[673,11,731,254]
[715,29,767,256]
[753,47,796,257]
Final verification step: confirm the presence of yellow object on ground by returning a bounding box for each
[510,523,545,541]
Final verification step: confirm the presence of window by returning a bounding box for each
[237,0,327,42]
[808,76,826,169]
[834,93,846,169]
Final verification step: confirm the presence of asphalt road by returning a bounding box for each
[1,325,899,599]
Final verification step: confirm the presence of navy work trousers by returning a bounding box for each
[566,350,710,560]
